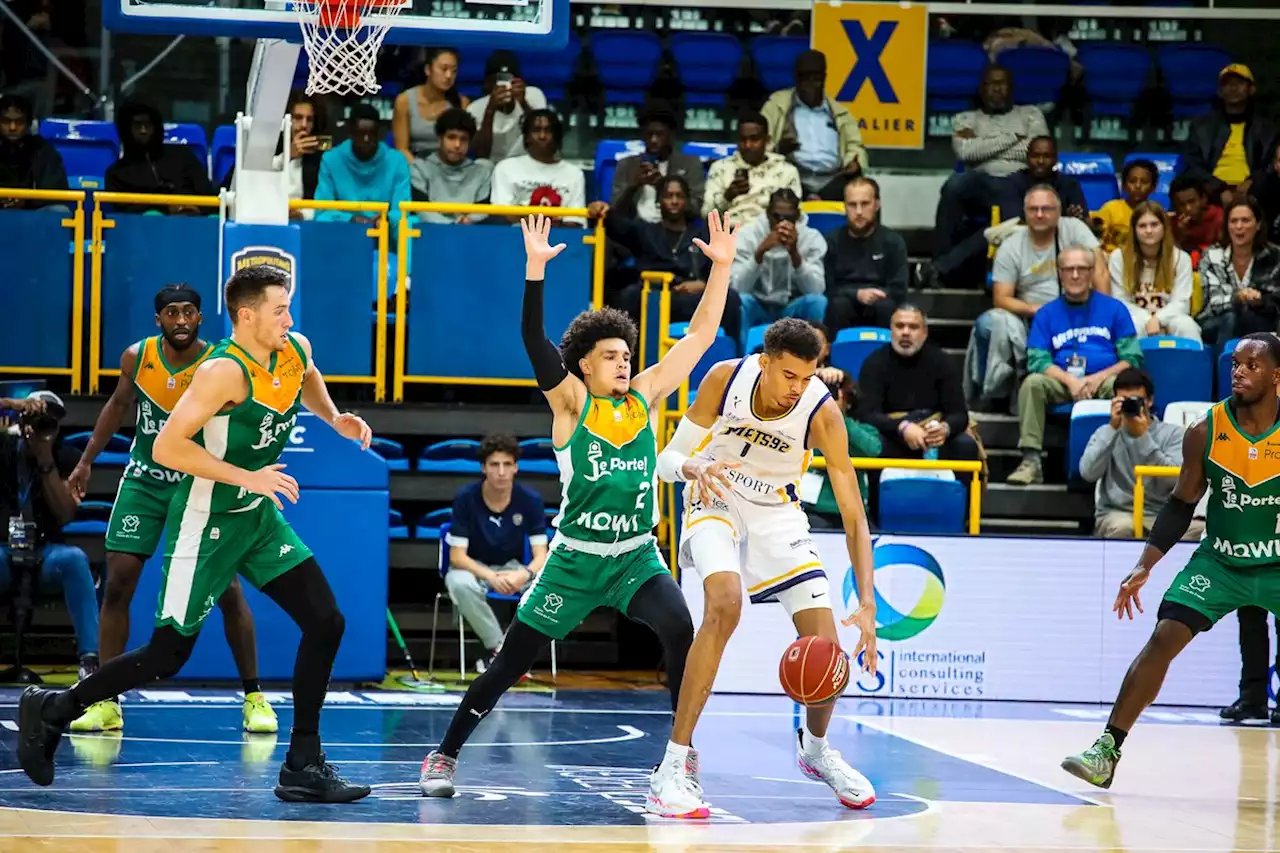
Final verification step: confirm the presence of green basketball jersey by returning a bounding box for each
[124,336,212,487]
[171,334,308,515]
[1198,399,1280,568]
[552,391,658,544]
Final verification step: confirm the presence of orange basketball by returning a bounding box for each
[779,636,849,706]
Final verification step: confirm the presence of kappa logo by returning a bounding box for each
[279,544,294,557]
[121,514,141,534]
[1217,432,1231,442]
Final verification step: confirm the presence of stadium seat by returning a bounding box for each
[682,141,736,166]
[417,508,453,540]
[668,322,738,389]
[164,123,209,167]
[998,45,1071,108]
[39,118,119,180]
[63,500,113,535]
[746,324,768,355]
[750,36,807,93]
[1124,152,1179,210]
[829,327,890,380]
[212,124,236,186]
[369,437,411,471]
[1164,400,1213,429]
[1067,399,1113,482]
[518,437,558,475]
[1140,335,1212,416]
[418,439,482,473]
[61,431,131,466]
[670,33,743,107]
[877,468,966,534]
[590,32,663,105]
[801,202,845,236]
[1057,153,1119,213]
[389,508,410,540]
[1217,337,1240,398]
[593,138,646,203]
[1157,43,1233,117]
[517,34,581,103]
[926,40,988,114]
[1077,43,1153,118]
[455,50,490,101]
[68,175,103,190]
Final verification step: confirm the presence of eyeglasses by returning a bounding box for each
[1026,205,1060,215]
[1060,265,1094,277]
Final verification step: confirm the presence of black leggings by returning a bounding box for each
[50,558,344,762]
[439,571,694,758]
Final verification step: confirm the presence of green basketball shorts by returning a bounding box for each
[516,536,670,640]
[155,496,312,635]
[105,477,175,557]
[1162,549,1280,627]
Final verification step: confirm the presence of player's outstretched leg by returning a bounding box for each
[421,620,553,797]
[217,577,277,734]
[1062,618,1195,789]
[69,551,145,733]
[257,558,368,803]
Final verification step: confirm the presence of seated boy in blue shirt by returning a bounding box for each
[445,434,548,671]
[1007,245,1142,485]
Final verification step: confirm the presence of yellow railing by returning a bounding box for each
[637,270,675,373]
[810,455,984,535]
[392,203,607,401]
[1132,464,1180,538]
[0,189,87,393]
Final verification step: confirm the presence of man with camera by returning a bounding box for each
[731,187,828,328]
[1078,367,1201,539]
[0,391,99,677]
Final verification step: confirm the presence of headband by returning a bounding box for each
[155,286,202,313]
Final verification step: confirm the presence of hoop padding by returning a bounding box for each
[296,0,407,95]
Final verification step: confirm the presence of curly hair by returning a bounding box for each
[478,432,520,464]
[559,308,638,380]
[763,318,822,363]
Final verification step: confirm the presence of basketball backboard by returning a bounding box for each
[103,0,569,51]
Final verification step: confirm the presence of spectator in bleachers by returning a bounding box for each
[858,304,978,464]
[998,135,1087,222]
[1252,140,1280,238]
[805,373,880,529]
[104,101,213,215]
[1007,245,1141,486]
[392,47,469,164]
[314,103,411,238]
[966,185,1106,410]
[409,108,492,224]
[1079,367,1200,540]
[490,109,585,226]
[822,176,907,333]
[588,177,742,342]
[705,112,802,228]
[466,51,546,163]
[807,320,846,386]
[762,49,867,200]
[1169,173,1223,268]
[0,93,66,208]
[1180,64,1276,208]
[444,434,548,673]
[1108,202,1200,341]
[1196,196,1280,345]
[610,102,705,224]
[731,187,827,327]
[222,89,325,218]
[1093,159,1158,255]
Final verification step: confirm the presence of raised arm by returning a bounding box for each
[68,344,139,498]
[520,214,584,417]
[655,361,738,500]
[294,332,372,449]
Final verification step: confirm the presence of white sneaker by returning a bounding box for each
[686,747,701,798]
[984,217,1024,247]
[646,757,710,819]
[796,728,876,809]
[419,750,457,798]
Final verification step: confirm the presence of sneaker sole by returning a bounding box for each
[273,783,372,803]
[420,782,456,798]
[244,721,279,734]
[1060,757,1113,789]
[644,796,710,819]
[18,693,56,787]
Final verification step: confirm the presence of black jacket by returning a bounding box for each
[0,433,77,545]
[604,214,711,285]
[105,102,214,214]
[0,134,68,208]
[1180,104,1277,199]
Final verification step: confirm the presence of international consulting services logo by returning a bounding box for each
[841,541,945,641]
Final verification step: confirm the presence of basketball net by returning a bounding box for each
[295,0,407,95]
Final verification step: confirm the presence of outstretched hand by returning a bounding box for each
[692,210,739,266]
[521,214,568,268]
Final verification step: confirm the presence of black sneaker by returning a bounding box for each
[1220,697,1268,722]
[274,753,371,803]
[18,687,66,786]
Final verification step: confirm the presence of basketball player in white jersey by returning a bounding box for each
[648,318,878,817]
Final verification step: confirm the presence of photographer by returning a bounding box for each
[0,391,99,675]
[1078,368,1200,539]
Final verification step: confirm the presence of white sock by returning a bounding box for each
[802,725,827,755]
[663,740,690,768]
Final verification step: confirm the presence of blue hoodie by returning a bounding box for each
[314,140,412,239]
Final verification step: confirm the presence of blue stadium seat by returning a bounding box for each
[164,123,209,167]
[389,508,410,540]
[212,124,236,186]
[746,324,768,355]
[804,208,845,236]
[417,508,453,541]
[998,46,1071,107]
[593,139,646,202]
[668,323,739,389]
[518,437,558,476]
[370,437,411,471]
[63,500,113,535]
[591,32,663,105]
[1067,399,1112,482]
[39,118,119,180]
[68,175,103,190]
[926,40,988,114]
[1124,152,1180,210]
[682,141,736,166]
[455,50,490,101]
[1157,43,1232,117]
[750,36,807,93]
[1077,43,1153,118]
[1217,337,1240,398]
[830,327,890,380]
[1140,335,1212,416]
[878,473,966,534]
[518,34,581,103]
[61,431,131,466]
[670,33,743,107]
[1057,152,1119,213]
[418,439,482,473]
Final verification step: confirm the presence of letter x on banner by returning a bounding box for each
[810,1,927,150]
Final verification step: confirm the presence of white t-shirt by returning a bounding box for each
[465,86,548,162]
[490,155,586,225]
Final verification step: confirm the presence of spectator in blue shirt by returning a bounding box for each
[444,434,548,671]
[315,103,412,241]
[1008,245,1143,485]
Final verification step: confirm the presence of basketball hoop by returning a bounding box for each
[295,0,407,95]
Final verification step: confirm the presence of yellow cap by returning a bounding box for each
[1219,63,1254,83]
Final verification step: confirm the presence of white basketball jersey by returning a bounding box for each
[693,355,832,507]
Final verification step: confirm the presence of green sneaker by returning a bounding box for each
[69,699,123,733]
[1061,732,1121,789]
[243,692,279,734]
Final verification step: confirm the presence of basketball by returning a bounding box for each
[778,636,850,706]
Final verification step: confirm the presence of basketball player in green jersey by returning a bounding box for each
[18,264,373,803]
[66,284,276,735]
[1063,333,1280,789]
[420,212,739,807]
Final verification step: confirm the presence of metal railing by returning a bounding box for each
[810,455,984,535]
[1132,464,1180,538]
